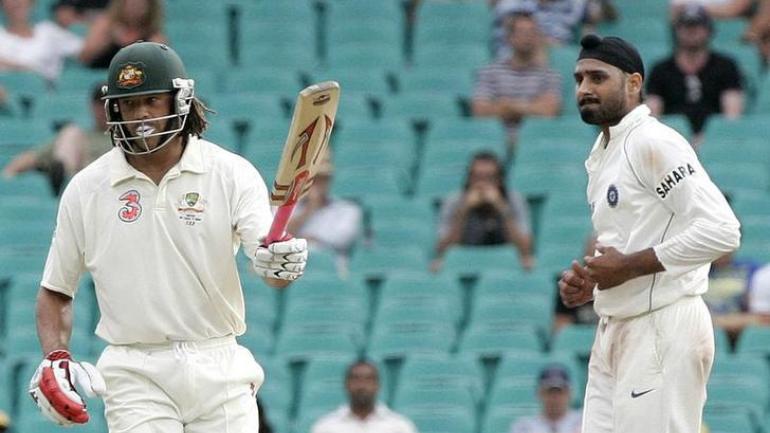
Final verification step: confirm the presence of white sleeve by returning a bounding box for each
[41,179,86,297]
[232,158,273,261]
[631,127,741,276]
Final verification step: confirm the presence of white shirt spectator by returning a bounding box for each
[749,264,770,314]
[294,197,362,255]
[0,21,82,80]
[510,410,582,433]
[311,403,418,433]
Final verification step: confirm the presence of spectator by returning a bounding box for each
[431,151,534,273]
[79,0,165,69]
[0,410,8,433]
[492,0,588,54]
[311,360,418,433]
[708,255,770,343]
[473,11,561,156]
[705,251,759,340]
[2,82,111,192]
[748,263,770,320]
[646,3,745,139]
[0,0,83,81]
[509,364,581,433]
[286,154,363,276]
[670,0,755,20]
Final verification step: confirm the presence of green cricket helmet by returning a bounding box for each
[103,41,195,155]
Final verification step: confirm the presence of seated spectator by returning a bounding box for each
[646,4,745,140]
[287,155,363,276]
[2,82,111,192]
[492,0,588,54]
[0,410,8,433]
[0,0,83,81]
[710,256,770,343]
[705,251,760,342]
[509,364,581,433]
[670,0,754,20]
[473,10,561,157]
[311,360,418,433]
[79,0,165,69]
[431,151,533,273]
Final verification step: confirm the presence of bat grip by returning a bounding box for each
[265,204,296,245]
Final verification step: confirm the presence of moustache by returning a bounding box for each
[579,98,600,106]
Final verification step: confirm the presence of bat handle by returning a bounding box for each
[264,204,296,245]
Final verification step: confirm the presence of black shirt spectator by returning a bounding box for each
[647,52,743,133]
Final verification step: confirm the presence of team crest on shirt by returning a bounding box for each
[607,184,619,208]
[116,63,145,89]
[118,190,142,223]
[177,192,206,226]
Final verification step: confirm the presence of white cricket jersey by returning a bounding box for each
[585,105,740,319]
[41,137,273,344]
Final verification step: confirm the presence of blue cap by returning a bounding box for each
[538,364,571,389]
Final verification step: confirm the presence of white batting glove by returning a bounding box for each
[29,350,106,426]
[254,237,308,280]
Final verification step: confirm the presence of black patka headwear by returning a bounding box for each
[578,34,645,79]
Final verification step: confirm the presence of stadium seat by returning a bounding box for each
[401,407,477,433]
[363,194,436,226]
[706,379,768,419]
[703,410,755,433]
[383,91,465,124]
[413,163,469,201]
[326,18,402,53]
[458,324,543,359]
[0,358,9,415]
[306,67,391,97]
[369,223,435,252]
[509,163,587,198]
[327,42,404,70]
[440,246,524,278]
[396,67,475,96]
[412,43,491,73]
[490,352,583,408]
[377,272,464,326]
[735,325,770,357]
[704,161,770,195]
[349,245,428,281]
[237,325,275,358]
[550,324,596,358]
[482,405,537,433]
[274,324,362,361]
[516,117,598,146]
[296,356,357,421]
[514,137,593,168]
[368,320,455,360]
[283,273,367,313]
[474,269,555,305]
[414,1,490,48]
[468,293,553,336]
[255,356,292,423]
[332,166,405,199]
[222,69,304,95]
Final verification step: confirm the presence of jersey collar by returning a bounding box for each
[109,135,208,186]
[607,104,650,138]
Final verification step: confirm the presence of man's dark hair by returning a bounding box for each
[182,97,210,138]
[345,359,379,382]
[463,151,508,198]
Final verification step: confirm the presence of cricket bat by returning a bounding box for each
[264,81,340,245]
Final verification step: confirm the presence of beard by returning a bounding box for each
[350,392,375,409]
[578,92,628,126]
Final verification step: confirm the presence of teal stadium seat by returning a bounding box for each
[307,67,391,96]
[735,325,770,358]
[415,1,491,49]
[377,272,464,327]
[368,318,455,360]
[296,356,358,426]
[237,325,274,358]
[274,324,362,361]
[222,68,303,95]
[31,92,90,127]
[401,407,477,433]
[414,43,491,73]
[509,163,587,198]
[165,0,226,25]
[753,74,770,113]
[551,324,596,358]
[474,270,555,305]
[381,92,464,124]
[327,42,403,70]
[255,357,291,425]
[55,67,108,93]
[706,379,768,420]
[704,161,770,195]
[458,324,543,359]
[413,163,468,201]
[703,411,755,433]
[441,246,524,278]
[397,67,475,96]
[333,166,405,200]
[467,291,553,336]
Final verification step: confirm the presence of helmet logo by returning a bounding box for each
[116,63,145,89]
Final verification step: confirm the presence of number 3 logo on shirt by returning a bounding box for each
[118,190,142,223]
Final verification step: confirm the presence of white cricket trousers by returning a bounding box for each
[582,295,714,433]
[97,336,265,433]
